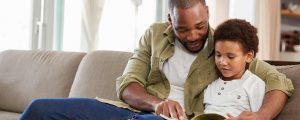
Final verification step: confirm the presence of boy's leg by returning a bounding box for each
[20,98,137,120]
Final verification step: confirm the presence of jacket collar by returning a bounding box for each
[163,23,175,45]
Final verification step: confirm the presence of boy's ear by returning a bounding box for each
[246,50,255,63]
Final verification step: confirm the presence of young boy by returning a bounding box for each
[203,19,265,118]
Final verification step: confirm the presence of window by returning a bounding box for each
[97,0,157,52]
[60,0,159,52]
[0,0,32,51]
[0,0,163,52]
[61,0,82,52]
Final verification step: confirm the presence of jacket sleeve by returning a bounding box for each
[248,59,294,96]
[116,25,153,100]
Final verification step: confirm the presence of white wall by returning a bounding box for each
[207,0,230,29]
[207,0,256,28]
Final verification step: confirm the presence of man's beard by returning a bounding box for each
[179,36,207,53]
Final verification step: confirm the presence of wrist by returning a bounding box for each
[150,98,164,112]
[257,111,272,120]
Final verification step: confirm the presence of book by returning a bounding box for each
[160,113,225,120]
[191,113,225,120]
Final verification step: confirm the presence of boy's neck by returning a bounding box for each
[221,70,247,81]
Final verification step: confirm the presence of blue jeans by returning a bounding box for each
[19,98,164,120]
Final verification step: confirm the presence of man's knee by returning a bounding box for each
[20,99,52,120]
[130,114,164,120]
[25,99,49,112]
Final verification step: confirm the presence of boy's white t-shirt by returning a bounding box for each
[203,70,265,117]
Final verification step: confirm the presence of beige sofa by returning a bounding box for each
[0,50,299,120]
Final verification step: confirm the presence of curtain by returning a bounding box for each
[207,0,230,29]
[255,0,281,60]
[81,0,105,52]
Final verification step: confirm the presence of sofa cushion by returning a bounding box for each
[69,50,133,101]
[0,50,85,113]
[275,64,300,120]
[0,111,21,120]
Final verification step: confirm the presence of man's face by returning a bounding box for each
[169,3,209,53]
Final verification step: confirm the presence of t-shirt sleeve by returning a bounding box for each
[245,75,266,112]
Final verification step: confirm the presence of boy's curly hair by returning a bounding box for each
[213,19,259,57]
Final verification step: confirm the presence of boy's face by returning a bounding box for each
[215,40,254,80]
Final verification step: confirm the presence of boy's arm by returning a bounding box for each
[228,90,286,120]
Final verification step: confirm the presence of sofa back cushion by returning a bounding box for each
[275,64,300,120]
[0,50,85,113]
[69,50,133,101]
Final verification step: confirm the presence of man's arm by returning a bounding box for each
[258,90,287,120]
[121,82,187,119]
[121,82,162,111]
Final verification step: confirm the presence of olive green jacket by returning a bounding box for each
[104,22,294,117]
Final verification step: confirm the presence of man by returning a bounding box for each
[20,0,293,120]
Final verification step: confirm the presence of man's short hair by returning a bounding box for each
[168,0,206,13]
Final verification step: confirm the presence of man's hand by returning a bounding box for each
[226,112,266,120]
[155,99,187,120]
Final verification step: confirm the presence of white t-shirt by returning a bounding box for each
[163,39,207,108]
[204,70,265,117]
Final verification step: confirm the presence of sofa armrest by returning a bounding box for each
[0,50,86,113]
[265,60,300,66]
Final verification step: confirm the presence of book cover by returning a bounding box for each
[191,113,225,120]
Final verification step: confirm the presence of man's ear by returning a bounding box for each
[246,50,255,63]
[168,14,172,25]
[206,6,209,19]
